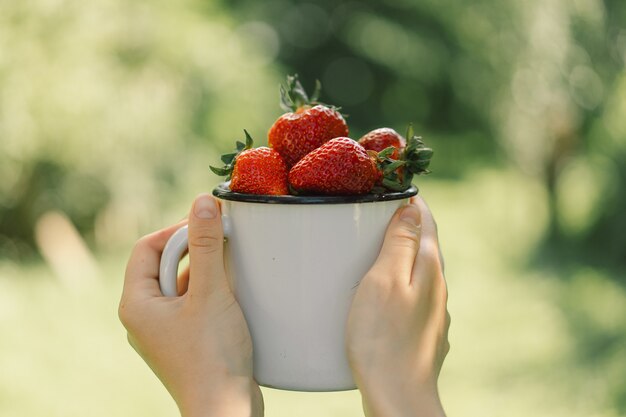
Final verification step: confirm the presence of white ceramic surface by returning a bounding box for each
[159,196,408,391]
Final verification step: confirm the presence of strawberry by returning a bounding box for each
[268,74,349,168]
[373,125,433,192]
[359,127,406,159]
[289,137,378,195]
[210,130,289,195]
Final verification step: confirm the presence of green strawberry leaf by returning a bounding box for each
[278,74,345,115]
[381,178,406,191]
[279,74,309,111]
[243,129,254,149]
[210,165,231,177]
[405,123,415,144]
[310,79,322,103]
[383,160,406,175]
[416,149,433,160]
[221,152,238,164]
[370,185,388,194]
[405,137,419,154]
[379,124,433,192]
[378,146,396,159]
[279,84,292,113]
[290,75,309,107]
[210,130,256,180]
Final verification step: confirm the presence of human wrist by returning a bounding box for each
[357,375,445,417]
[176,376,263,417]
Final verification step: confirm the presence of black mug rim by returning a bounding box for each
[212,182,418,205]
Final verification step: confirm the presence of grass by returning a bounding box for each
[0,168,624,417]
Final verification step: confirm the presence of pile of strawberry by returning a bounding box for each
[210,75,433,196]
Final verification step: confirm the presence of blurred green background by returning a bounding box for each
[1,0,625,416]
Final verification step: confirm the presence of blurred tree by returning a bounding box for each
[0,0,281,258]
[221,0,499,178]
[0,159,109,258]
[1,0,625,270]
[222,0,626,269]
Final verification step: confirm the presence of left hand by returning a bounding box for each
[118,194,263,417]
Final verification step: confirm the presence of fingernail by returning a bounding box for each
[193,195,217,219]
[399,203,420,227]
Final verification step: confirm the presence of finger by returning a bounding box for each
[123,219,188,299]
[411,196,445,288]
[177,265,190,296]
[414,195,437,245]
[371,199,421,285]
[187,193,227,296]
[445,310,451,345]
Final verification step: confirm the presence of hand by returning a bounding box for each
[347,196,450,417]
[118,194,263,417]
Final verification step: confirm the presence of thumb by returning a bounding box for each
[373,200,422,284]
[187,193,227,296]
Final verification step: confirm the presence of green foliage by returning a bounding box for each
[0,0,280,257]
[3,0,624,266]
[223,0,626,268]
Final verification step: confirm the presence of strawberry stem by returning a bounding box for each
[278,74,342,114]
[280,74,313,112]
[376,124,433,192]
[209,130,254,180]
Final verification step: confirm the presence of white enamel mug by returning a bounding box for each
[159,184,417,391]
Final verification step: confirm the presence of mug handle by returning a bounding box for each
[159,225,189,297]
[158,216,232,297]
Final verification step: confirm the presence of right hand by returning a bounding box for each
[119,194,263,417]
[346,196,450,417]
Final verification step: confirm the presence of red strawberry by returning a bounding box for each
[372,125,433,192]
[289,137,378,195]
[268,75,348,168]
[359,127,406,159]
[210,130,289,195]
